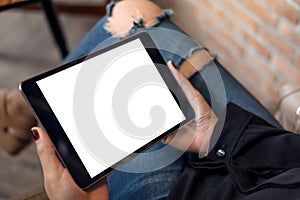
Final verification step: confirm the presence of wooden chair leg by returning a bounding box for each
[41,0,68,58]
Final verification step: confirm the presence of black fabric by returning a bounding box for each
[167,103,300,200]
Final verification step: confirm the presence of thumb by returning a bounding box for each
[31,127,64,180]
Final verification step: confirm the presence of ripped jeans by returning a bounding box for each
[64,1,205,68]
[64,1,281,199]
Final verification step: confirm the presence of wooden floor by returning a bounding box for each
[0,8,99,199]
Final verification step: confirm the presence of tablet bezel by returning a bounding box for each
[19,32,195,189]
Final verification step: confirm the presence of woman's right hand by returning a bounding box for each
[162,61,218,157]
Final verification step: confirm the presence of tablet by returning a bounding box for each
[20,32,195,189]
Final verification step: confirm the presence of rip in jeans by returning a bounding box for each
[103,1,212,75]
[104,0,174,38]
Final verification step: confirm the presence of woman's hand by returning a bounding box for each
[162,61,218,157]
[31,127,108,200]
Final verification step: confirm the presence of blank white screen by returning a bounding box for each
[37,39,185,178]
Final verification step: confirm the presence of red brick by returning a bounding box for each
[242,0,278,26]
[262,83,279,101]
[246,51,277,82]
[259,64,277,83]
[273,56,300,84]
[278,19,300,47]
[193,0,216,27]
[296,54,300,66]
[261,83,280,112]
[206,33,229,57]
[247,54,276,83]
[243,31,271,59]
[243,66,261,84]
[218,29,244,56]
[261,27,294,58]
[194,0,213,9]
[213,4,236,30]
[265,0,298,23]
[224,0,259,32]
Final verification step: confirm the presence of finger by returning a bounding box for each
[167,61,183,82]
[167,60,202,116]
[32,127,64,179]
[167,60,195,94]
[167,60,176,69]
[161,132,176,144]
[161,135,168,144]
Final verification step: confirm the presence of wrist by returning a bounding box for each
[196,114,218,157]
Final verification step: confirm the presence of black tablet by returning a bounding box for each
[20,32,195,189]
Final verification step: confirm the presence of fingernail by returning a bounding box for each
[30,129,39,141]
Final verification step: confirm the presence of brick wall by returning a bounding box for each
[155,0,300,113]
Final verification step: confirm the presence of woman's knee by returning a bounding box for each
[105,0,163,36]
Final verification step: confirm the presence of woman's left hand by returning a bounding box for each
[32,127,109,200]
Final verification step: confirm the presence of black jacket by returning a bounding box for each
[167,103,300,200]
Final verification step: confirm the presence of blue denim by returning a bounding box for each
[63,2,281,199]
[106,142,189,200]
